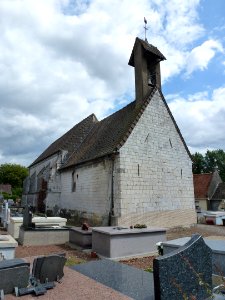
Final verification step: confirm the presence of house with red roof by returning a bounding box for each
[193,170,222,211]
[22,37,196,228]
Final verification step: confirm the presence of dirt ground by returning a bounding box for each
[1,224,225,270]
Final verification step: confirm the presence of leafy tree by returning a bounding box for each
[192,149,225,181]
[0,163,28,188]
[204,150,225,181]
[192,152,206,174]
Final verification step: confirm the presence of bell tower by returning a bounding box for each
[128,37,166,106]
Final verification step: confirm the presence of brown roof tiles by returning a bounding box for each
[193,173,213,199]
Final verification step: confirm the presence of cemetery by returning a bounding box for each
[0,204,225,299]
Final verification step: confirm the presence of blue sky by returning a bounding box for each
[0,0,224,166]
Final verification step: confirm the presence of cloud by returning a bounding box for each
[0,0,223,166]
[185,40,224,76]
[168,86,225,152]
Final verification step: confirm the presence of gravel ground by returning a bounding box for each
[1,224,225,299]
[1,224,225,270]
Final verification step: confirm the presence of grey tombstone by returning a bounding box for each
[32,254,66,283]
[0,258,30,294]
[153,234,212,300]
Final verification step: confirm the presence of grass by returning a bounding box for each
[65,256,86,267]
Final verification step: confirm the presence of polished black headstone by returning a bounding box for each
[73,259,154,300]
[32,254,66,283]
[153,234,212,300]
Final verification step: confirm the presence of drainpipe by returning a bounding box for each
[109,154,116,226]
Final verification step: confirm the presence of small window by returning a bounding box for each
[72,171,76,192]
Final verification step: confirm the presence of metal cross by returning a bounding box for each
[144,17,148,41]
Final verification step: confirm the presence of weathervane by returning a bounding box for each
[144,17,148,41]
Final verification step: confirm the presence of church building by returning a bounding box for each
[23,37,196,227]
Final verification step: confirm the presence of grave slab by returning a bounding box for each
[73,259,154,300]
[92,226,166,259]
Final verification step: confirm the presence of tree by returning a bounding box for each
[204,150,225,181]
[192,152,206,174]
[192,149,225,181]
[0,163,28,188]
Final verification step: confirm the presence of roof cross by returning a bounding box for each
[144,17,148,41]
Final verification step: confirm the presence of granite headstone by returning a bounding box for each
[0,258,30,294]
[32,254,66,283]
[153,234,212,300]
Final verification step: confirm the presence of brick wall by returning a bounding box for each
[114,90,196,227]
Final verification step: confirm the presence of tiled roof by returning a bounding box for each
[193,173,213,199]
[128,37,166,67]
[30,114,98,167]
[61,87,157,169]
[30,84,191,170]
[211,183,225,200]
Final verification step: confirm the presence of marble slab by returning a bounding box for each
[72,259,154,300]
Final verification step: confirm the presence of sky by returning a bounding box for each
[0,0,225,167]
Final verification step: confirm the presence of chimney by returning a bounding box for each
[128,38,166,106]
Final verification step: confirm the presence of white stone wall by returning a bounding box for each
[59,159,113,220]
[115,90,196,227]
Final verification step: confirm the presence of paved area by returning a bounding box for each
[5,264,131,300]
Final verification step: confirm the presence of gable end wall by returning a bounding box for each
[116,90,196,228]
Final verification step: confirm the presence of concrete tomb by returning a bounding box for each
[92,226,166,259]
[154,234,212,300]
[18,204,69,246]
[0,234,18,259]
[8,216,67,239]
[69,227,92,249]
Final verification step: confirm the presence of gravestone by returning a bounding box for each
[22,205,33,229]
[153,234,212,300]
[0,258,30,294]
[32,254,66,283]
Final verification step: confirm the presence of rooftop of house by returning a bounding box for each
[0,184,12,194]
[193,173,213,199]
[211,182,225,200]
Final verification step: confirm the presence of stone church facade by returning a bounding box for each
[23,37,196,227]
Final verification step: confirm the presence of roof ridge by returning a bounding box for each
[61,121,98,169]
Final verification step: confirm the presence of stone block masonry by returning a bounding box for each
[115,90,196,228]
